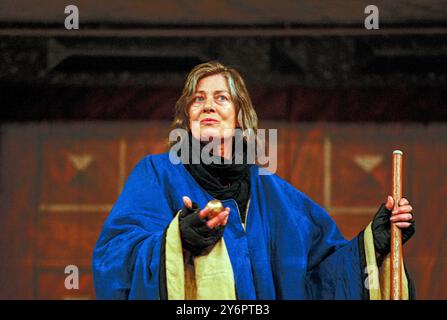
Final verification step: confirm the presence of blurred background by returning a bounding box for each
[0,0,446,299]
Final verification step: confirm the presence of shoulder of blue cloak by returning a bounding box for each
[139,152,172,165]
[254,166,309,200]
[134,152,180,176]
[253,166,331,219]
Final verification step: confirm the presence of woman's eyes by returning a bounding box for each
[193,95,229,103]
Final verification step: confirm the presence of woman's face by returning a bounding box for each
[188,73,237,142]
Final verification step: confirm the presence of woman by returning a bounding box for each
[92,61,415,300]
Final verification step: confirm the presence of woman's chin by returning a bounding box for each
[198,128,221,141]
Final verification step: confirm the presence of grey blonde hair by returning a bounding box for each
[169,61,258,146]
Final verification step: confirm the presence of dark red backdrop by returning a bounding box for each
[0,86,446,299]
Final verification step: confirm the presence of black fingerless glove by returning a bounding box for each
[372,203,415,257]
[179,201,225,256]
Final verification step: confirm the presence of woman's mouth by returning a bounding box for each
[200,118,219,125]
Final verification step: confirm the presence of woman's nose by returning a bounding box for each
[203,99,216,113]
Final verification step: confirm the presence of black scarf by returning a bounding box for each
[181,132,251,223]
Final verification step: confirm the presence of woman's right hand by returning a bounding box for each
[179,196,230,256]
[182,196,230,228]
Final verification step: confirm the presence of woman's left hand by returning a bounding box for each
[371,196,415,256]
[386,196,414,228]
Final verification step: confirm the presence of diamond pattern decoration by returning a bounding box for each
[68,153,94,172]
[353,155,383,174]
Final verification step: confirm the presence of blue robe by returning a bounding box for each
[92,152,365,299]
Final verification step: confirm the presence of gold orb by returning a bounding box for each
[205,199,224,219]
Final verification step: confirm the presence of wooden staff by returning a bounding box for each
[391,150,403,300]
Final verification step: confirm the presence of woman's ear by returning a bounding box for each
[236,113,243,129]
